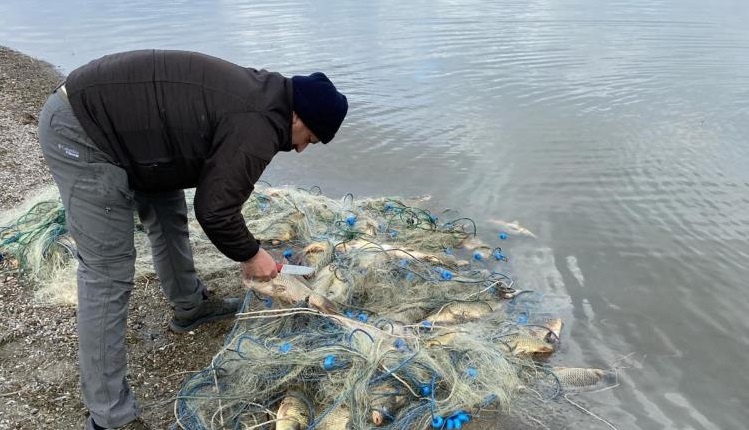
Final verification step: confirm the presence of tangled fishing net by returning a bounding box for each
[0,184,620,429]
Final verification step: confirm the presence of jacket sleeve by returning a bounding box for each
[194,112,278,262]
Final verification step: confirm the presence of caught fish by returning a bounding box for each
[276,393,311,430]
[258,221,295,245]
[244,274,338,314]
[542,318,563,343]
[361,219,380,236]
[324,277,350,303]
[311,265,351,303]
[424,330,467,347]
[522,318,565,347]
[347,245,392,267]
[317,406,351,430]
[425,301,494,325]
[496,287,530,300]
[552,367,617,392]
[303,241,333,268]
[383,306,431,324]
[499,333,554,358]
[370,382,408,426]
[487,219,537,239]
[343,240,437,266]
[258,212,306,245]
[341,240,466,270]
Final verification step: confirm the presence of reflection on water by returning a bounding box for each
[3,0,749,427]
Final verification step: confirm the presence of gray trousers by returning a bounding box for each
[38,91,206,428]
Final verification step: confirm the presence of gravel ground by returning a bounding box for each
[0,47,59,211]
[0,46,243,430]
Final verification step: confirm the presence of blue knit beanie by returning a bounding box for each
[291,72,348,143]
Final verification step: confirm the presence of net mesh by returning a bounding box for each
[0,184,619,429]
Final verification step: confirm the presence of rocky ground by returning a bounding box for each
[0,46,243,430]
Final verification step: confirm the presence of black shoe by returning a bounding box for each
[169,295,241,333]
[87,416,151,430]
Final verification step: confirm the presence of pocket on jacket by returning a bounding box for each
[129,160,193,191]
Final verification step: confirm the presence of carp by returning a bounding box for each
[499,333,554,358]
[276,393,310,430]
[303,241,333,268]
[552,366,617,392]
[487,219,537,239]
[317,406,351,430]
[424,330,466,347]
[244,274,338,314]
[258,212,306,245]
[541,318,563,343]
[383,306,431,325]
[259,222,295,245]
[311,265,351,303]
[370,382,408,426]
[425,301,494,325]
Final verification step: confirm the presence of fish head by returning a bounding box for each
[425,331,459,347]
[276,395,310,430]
[303,242,332,267]
[264,222,295,245]
[527,341,555,357]
[324,276,350,303]
[371,410,388,426]
[370,383,405,425]
[543,318,564,342]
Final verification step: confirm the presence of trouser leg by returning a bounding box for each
[38,93,139,428]
[134,190,205,311]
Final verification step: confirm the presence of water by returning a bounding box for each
[3,0,749,428]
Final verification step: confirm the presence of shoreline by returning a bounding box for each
[0,46,538,430]
[0,46,63,210]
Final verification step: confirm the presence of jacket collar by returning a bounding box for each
[277,77,294,152]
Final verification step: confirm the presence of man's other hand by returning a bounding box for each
[241,248,278,282]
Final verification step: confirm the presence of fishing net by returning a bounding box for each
[0,187,78,302]
[170,186,618,429]
[0,184,619,429]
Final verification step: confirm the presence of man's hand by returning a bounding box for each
[241,248,278,282]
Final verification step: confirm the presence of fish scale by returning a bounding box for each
[317,406,351,430]
[552,367,617,391]
[425,300,494,325]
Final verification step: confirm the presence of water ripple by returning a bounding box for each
[3,0,749,428]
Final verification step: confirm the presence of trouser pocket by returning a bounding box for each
[66,163,135,258]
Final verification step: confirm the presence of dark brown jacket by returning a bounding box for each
[66,49,293,261]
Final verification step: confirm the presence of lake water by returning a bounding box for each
[2,0,748,428]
